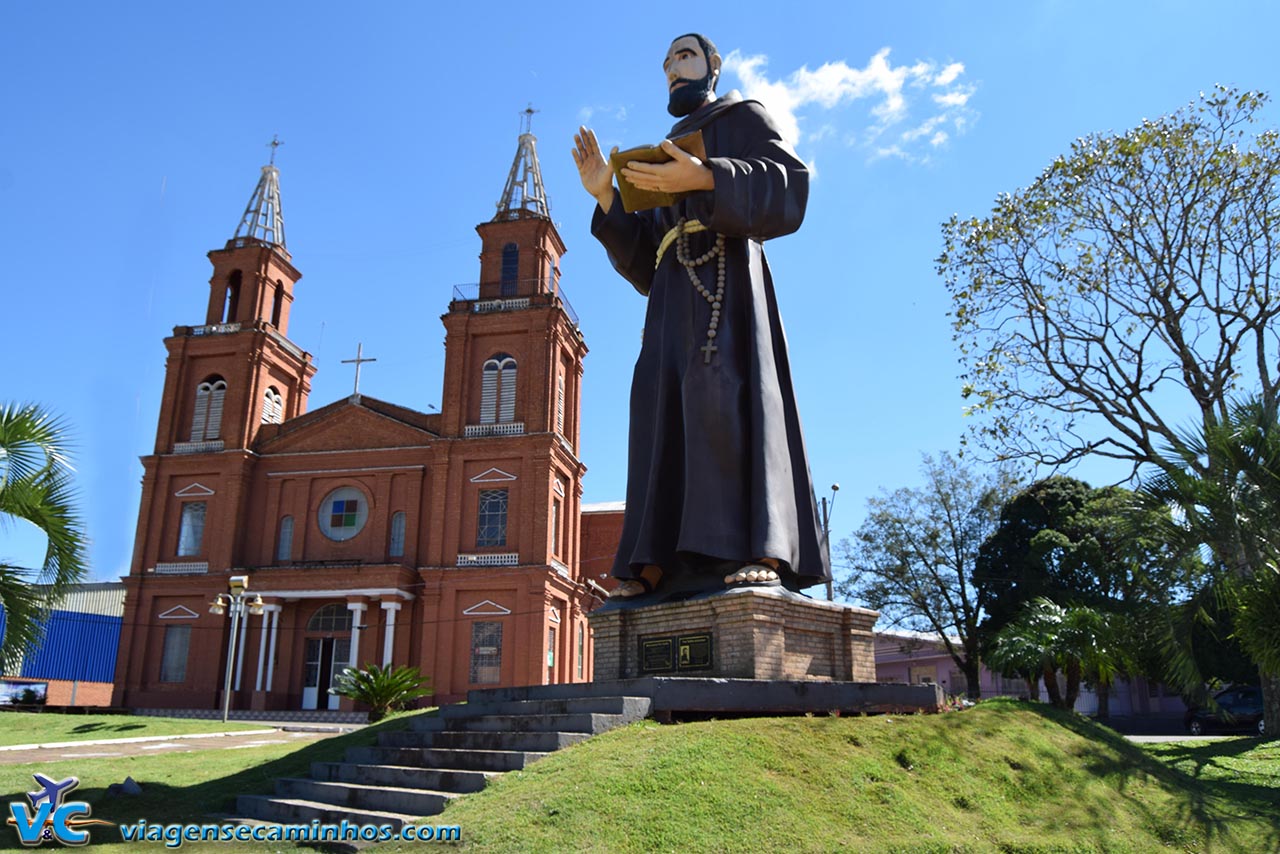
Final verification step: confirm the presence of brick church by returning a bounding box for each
[112,126,618,712]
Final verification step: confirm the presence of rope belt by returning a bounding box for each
[655,218,707,269]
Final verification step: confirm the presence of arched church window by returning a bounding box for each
[270,281,284,328]
[262,387,283,424]
[556,371,566,434]
[190,376,227,440]
[224,271,241,323]
[480,354,517,424]
[389,511,406,558]
[276,515,293,562]
[307,604,353,633]
[501,243,518,296]
[477,488,508,547]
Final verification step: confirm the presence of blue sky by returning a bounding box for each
[3,1,1279,581]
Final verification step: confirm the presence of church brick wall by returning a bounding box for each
[113,147,603,716]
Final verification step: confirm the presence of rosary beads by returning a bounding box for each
[674,218,726,364]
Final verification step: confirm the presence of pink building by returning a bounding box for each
[874,628,1187,721]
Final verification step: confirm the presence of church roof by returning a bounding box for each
[255,394,440,453]
[233,159,287,248]
[493,107,550,222]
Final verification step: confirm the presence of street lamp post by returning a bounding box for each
[821,483,840,601]
[208,575,264,723]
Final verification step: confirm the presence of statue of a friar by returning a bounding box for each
[573,33,830,601]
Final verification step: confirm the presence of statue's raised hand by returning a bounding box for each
[572,127,617,214]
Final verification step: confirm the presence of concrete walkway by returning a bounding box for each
[0,726,355,766]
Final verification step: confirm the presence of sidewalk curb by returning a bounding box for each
[0,728,279,752]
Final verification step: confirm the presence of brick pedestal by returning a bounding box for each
[588,586,879,682]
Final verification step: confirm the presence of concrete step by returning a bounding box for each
[312,761,493,794]
[434,695,652,721]
[414,712,628,735]
[466,680,657,705]
[379,728,591,752]
[274,777,455,816]
[345,745,548,772]
[236,794,419,829]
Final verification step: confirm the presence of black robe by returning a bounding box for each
[591,91,831,592]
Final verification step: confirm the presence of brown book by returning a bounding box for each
[609,130,707,213]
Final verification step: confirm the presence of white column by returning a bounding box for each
[381,601,401,666]
[347,601,367,669]
[254,606,271,692]
[264,606,281,692]
[233,602,250,690]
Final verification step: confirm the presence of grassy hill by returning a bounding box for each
[429,700,1279,854]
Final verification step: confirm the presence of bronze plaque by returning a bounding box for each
[678,634,712,671]
[640,638,674,672]
[639,633,713,673]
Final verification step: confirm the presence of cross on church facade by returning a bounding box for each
[341,342,376,395]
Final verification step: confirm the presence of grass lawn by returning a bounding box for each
[1,701,1276,853]
[431,700,1280,854]
[0,712,269,747]
[0,712,421,852]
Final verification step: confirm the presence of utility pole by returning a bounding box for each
[821,483,840,601]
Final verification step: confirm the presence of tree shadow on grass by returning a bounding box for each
[69,722,147,734]
[1011,700,1280,851]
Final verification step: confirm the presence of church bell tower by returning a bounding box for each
[439,109,584,448]
[437,109,588,578]
[152,155,316,455]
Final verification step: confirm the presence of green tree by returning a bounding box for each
[838,452,1019,699]
[941,87,1280,478]
[330,663,432,722]
[0,403,87,669]
[976,478,1187,715]
[1139,396,1280,733]
[976,478,1182,638]
[987,598,1130,713]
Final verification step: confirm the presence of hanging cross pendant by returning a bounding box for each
[701,340,718,364]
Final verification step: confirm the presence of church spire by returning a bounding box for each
[233,138,287,248]
[494,106,550,222]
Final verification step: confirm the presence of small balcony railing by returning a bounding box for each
[173,440,225,454]
[457,553,520,567]
[464,422,525,437]
[190,322,241,336]
[154,561,209,575]
[451,281,579,328]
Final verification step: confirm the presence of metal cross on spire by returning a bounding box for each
[494,103,550,222]
[232,138,287,247]
[520,104,538,135]
[267,134,283,165]
[341,343,377,396]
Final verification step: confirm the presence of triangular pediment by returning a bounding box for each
[175,483,215,497]
[548,607,561,623]
[462,599,511,616]
[470,467,517,483]
[258,400,434,454]
[158,605,199,620]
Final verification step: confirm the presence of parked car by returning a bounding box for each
[1184,686,1265,736]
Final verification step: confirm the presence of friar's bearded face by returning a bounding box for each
[664,35,719,118]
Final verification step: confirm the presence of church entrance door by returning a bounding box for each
[301,636,350,710]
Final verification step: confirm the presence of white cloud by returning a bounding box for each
[578,104,629,125]
[808,124,837,143]
[935,63,965,86]
[933,88,973,108]
[723,47,977,165]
